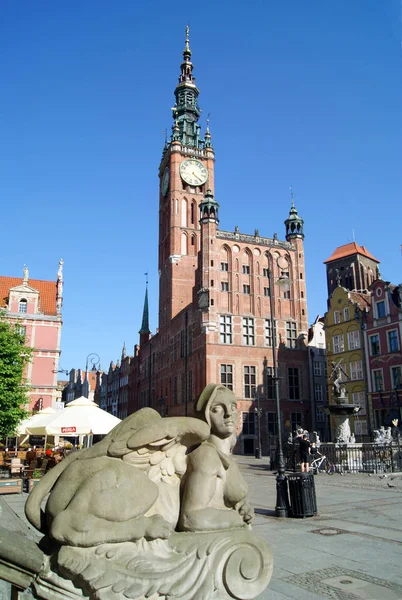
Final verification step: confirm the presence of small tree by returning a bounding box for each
[0,312,32,439]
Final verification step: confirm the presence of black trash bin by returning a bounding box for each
[287,472,317,517]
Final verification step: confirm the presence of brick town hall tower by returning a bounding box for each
[132,28,311,455]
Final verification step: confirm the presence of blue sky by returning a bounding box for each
[1,1,401,373]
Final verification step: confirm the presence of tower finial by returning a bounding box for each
[290,185,294,208]
[23,264,29,284]
[184,24,191,55]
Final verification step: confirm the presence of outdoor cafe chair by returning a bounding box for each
[10,458,24,477]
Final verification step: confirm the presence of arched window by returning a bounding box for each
[181,233,187,255]
[19,299,27,313]
[181,199,188,227]
[191,201,196,225]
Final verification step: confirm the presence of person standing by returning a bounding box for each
[299,434,310,473]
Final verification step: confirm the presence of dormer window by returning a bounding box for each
[19,299,27,313]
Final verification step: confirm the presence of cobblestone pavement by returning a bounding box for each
[236,456,402,599]
[1,457,402,599]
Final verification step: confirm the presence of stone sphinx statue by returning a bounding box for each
[21,384,272,600]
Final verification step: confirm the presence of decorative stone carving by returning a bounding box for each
[373,426,392,444]
[336,419,351,444]
[23,385,272,599]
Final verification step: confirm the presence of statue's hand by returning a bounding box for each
[145,515,173,540]
[235,500,254,525]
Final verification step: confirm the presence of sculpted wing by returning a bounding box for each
[26,408,209,536]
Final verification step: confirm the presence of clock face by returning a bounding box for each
[161,167,170,196]
[179,159,208,186]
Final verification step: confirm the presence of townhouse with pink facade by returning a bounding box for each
[0,261,63,411]
[365,279,402,429]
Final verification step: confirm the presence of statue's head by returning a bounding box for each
[196,384,237,439]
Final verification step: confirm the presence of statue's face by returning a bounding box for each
[209,390,237,438]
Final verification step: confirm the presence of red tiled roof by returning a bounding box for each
[0,276,58,316]
[349,291,372,311]
[324,242,379,264]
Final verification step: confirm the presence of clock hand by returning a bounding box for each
[192,172,202,182]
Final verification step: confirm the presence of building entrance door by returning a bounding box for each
[243,438,255,455]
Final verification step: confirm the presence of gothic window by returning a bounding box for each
[242,317,255,345]
[291,411,302,431]
[286,321,297,348]
[220,364,233,390]
[220,315,232,344]
[242,412,255,435]
[18,299,27,313]
[181,233,187,255]
[191,202,195,225]
[243,367,256,399]
[288,368,300,400]
[267,412,277,434]
[188,371,193,403]
[181,199,188,227]
[264,319,272,347]
[181,373,186,404]
[265,366,274,399]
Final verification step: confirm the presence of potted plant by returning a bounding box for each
[28,468,43,492]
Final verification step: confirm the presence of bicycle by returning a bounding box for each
[309,453,335,474]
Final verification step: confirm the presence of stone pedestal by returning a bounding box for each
[327,400,361,444]
[0,526,272,600]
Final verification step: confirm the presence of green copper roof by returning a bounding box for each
[285,196,304,239]
[200,188,219,223]
[163,27,212,152]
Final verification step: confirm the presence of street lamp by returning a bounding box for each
[267,262,291,518]
[84,353,100,398]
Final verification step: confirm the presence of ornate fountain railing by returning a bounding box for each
[283,440,402,474]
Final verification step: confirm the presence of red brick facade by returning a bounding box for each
[123,33,312,455]
[96,32,312,455]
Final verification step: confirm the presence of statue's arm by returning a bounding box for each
[180,447,244,532]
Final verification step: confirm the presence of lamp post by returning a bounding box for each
[267,266,290,518]
[84,353,100,398]
[254,385,263,459]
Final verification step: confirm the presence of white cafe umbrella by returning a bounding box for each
[17,407,58,436]
[45,396,121,436]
